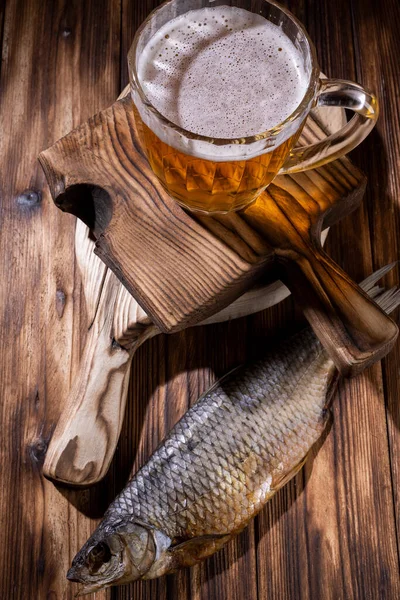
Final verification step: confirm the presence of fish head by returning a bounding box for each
[67,518,157,594]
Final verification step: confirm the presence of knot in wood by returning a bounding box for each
[17,189,42,206]
[56,289,66,318]
[28,437,48,465]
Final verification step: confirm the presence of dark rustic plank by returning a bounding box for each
[349,0,400,555]
[0,0,121,599]
[253,0,400,598]
[0,0,5,76]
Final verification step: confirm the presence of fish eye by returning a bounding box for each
[88,542,112,572]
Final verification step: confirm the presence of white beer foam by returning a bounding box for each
[137,6,308,141]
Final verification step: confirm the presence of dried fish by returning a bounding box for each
[68,265,400,595]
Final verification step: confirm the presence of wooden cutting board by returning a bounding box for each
[39,89,398,380]
[40,90,392,488]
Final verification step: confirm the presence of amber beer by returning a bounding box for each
[132,5,309,212]
[134,111,302,212]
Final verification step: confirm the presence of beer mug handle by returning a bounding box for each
[280,78,378,174]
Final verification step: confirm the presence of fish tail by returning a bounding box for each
[359,262,400,315]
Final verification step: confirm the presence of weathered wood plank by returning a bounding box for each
[349,0,400,554]
[0,0,121,599]
[254,0,399,598]
[0,0,5,68]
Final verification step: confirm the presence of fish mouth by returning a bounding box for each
[74,584,103,597]
[66,566,82,584]
[72,582,109,597]
[67,567,107,596]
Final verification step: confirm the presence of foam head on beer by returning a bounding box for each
[137,6,308,141]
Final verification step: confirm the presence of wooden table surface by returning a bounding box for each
[1,0,399,598]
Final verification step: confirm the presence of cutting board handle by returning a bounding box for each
[43,264,159,487]
[240,185,398,377]
[277,244,398,376]
[43,317,134,486]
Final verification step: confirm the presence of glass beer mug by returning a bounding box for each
[128,0,378,213]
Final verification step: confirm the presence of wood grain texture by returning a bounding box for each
[253,0,400,598]
[0,0,121,598]
[1,1,399,600]
[349,0,400,556]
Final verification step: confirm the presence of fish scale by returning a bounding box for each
[68,267,400,593]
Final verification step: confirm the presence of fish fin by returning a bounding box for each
[323,368,341,409]
[359,263,400,315]
[197,366,243,400]
[169,534,232,568]
[359,262,397,294]
[371,286,400,315]
[272,453,310,491]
